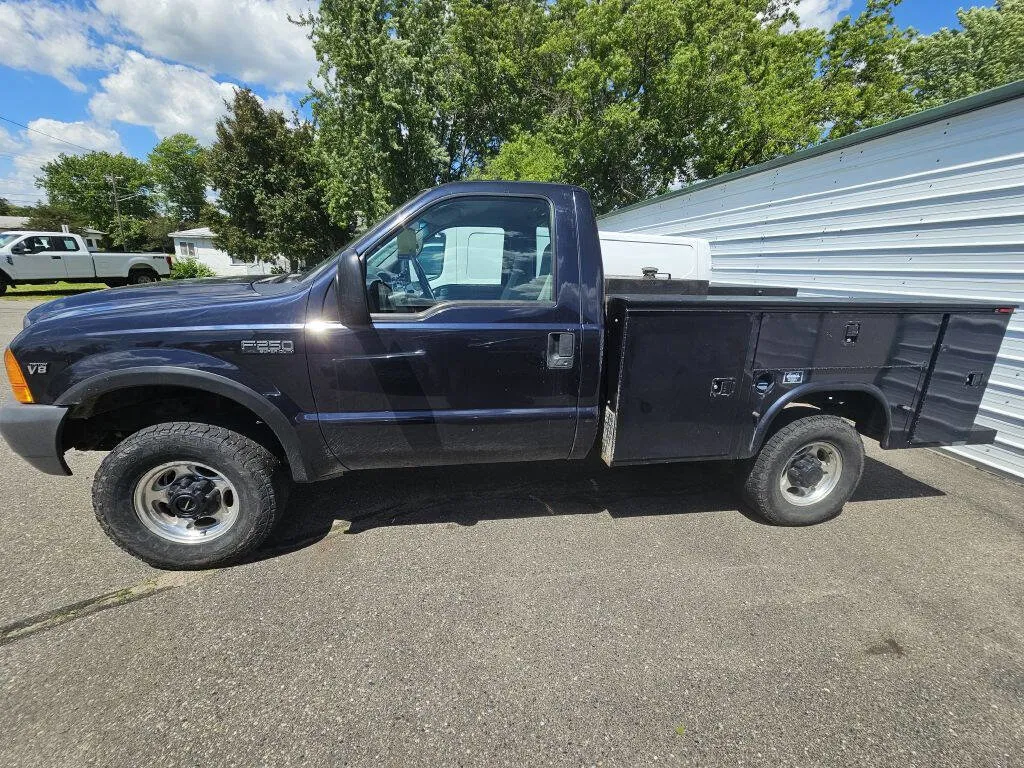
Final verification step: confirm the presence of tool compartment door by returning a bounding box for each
[911,312,1007,445]
[610,310,756,463]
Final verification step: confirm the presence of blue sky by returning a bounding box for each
[0,0,994,206]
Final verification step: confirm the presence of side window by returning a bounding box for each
[179,241,188,256]
[23,236,48,253]
[60,236,79,252]
[365,196,554,314]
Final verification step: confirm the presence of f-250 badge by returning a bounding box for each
[240,339,294,354]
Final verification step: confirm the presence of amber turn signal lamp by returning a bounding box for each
[4,348,33,404]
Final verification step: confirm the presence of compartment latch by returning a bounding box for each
[843,322,861,345]
[711,377,736,397]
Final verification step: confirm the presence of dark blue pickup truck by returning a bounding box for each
[0,181,1014,569]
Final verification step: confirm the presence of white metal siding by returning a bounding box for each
[600,94,1024,478]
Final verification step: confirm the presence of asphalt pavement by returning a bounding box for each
[1,299,1022,768]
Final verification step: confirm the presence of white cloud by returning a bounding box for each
[89,51,242,144]
[89,51,296,144]
[0,119,123,204]
[796,0,853,30]
[0,1,120,91]
[95,0,317,91]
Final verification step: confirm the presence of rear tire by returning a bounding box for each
[93,422,287,569]
[740,414,864,526]
[128,269,159,285]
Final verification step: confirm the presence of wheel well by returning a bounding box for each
[771,390,889,443]
[62,385,289,467]
[129,265,158,273]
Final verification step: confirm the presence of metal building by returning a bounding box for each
[599,81,1024,479]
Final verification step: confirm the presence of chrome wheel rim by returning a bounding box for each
[135,275,155,283]
[779,441,843,506]
[133,461,239,544]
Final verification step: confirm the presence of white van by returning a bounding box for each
[597,231,710,280]
[412,227,709,290]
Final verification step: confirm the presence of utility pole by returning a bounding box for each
[104,174,123,250]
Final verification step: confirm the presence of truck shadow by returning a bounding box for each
[256,455,945,561]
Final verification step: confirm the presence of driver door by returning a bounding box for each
[14,235,68,280]
[308,193,582,470]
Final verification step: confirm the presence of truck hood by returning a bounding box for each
[24,276,263,327]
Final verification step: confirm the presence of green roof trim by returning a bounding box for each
[598,78,1024,220]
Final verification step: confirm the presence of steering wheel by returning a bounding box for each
[408,258,436,301]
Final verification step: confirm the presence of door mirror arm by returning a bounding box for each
[336,249,372,327]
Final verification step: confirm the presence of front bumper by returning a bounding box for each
[0,402,71,475]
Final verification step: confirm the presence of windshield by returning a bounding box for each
[0,233,21,248]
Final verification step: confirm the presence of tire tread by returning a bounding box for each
[741,414,863,526]
[92,421,283,569]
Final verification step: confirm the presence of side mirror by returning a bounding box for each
[10,244,27,255]
[336,249,371,327]
[396,227,419,259]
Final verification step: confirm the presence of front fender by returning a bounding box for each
[55,364,314,482]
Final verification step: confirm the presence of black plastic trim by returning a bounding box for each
[55,366,313,481]
[0,402,71,476]
[749,382,892,455]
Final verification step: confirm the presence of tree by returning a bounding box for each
[35,152,154,249]
[0,198,31,216]
[902,0,1024,108]
[148,133,208,226]
[24,202,89,233]
[819,0,916,139]
[304,0,550,228]
[479,0,826,211]
[207,89,348,270]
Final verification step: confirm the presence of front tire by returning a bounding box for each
[741,414,864,526]
[93,422,287,569]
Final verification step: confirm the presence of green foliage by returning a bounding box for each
[478,133,566,183]
[304,0,549,227]
[903,0,1024,108]
[148,134,208,226]
[820,0,915,139]
[170,257,217,280]
[0,198,32,216]
[206,89,349,271]
[36,152,154,249]
[308,0,827,213]
[24,202,90,233]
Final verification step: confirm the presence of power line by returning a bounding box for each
[0,114,106,154]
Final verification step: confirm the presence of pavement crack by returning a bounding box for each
[0,571,213,648]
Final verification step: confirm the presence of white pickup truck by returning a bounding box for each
[0,231,171,294]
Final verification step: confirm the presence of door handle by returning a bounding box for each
[547,332,575,370]
[50,254,62,259]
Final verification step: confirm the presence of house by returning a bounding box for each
[0,215,30,231]
[168,226,276,276]
[599,80,1024,479]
